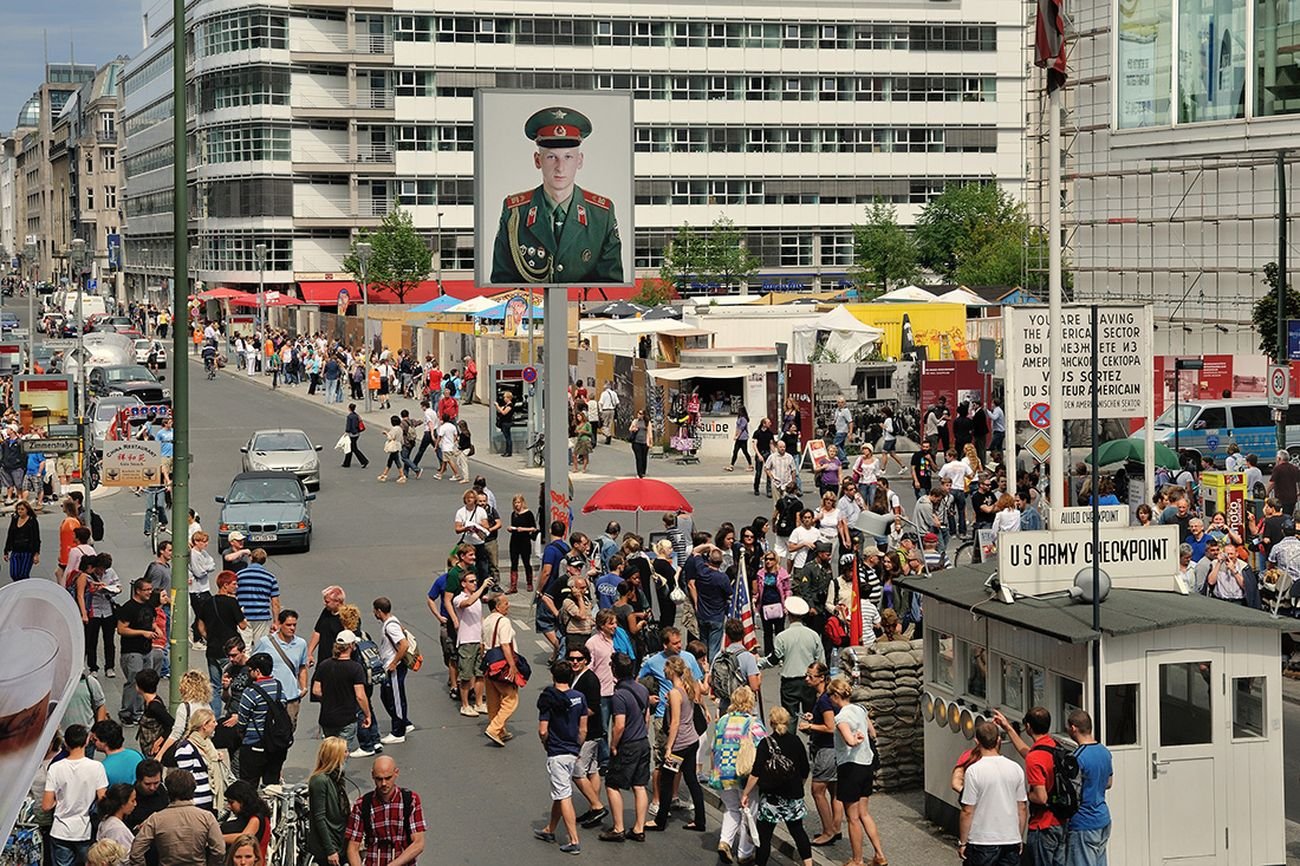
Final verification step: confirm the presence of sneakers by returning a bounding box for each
[580,808,608,828]
[598,830,625,843]
[533,829,556,843]
[105,669,116,678]
[474,702,488,714]
[459,706,480,718]
[559,843,581,855]
[484,730,506,747]
[349,748,376,758]
[379,733,406,745]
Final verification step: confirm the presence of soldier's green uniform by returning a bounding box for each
[489,106,624,284]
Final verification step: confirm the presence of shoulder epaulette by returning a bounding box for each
[504,191,533,209]
[582,190,611,210]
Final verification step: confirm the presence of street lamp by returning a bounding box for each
[1173,358,1204,458]
[254,243,267,335]
[70,237,92,523]
[356,241,373,411]
[435,211,444,293]
[24,242,36,362]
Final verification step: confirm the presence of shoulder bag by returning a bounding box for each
[483,618,531,686]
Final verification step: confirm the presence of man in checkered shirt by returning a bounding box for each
[345,756,427,866]
[1267,519,1300,602]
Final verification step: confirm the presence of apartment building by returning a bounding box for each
[123,0,1027,301]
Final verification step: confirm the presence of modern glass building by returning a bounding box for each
[122,0,1026,301]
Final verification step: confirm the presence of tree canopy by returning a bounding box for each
[849,201,917,297]
[658,216,760,294]
[342,209,432,304]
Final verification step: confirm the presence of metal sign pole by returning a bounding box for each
[543,286,570,536]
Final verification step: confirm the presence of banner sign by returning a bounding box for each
[1050,504,1129,530]
[997,525,1180,594]
[102,440,163,487]
[1004,305,1150,421]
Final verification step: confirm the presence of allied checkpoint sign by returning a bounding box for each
[1004,305,1152,422]
[997,524,1182,595]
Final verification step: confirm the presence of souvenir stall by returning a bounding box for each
[648,348,779,461]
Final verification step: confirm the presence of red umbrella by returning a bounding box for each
[197,287,259,303]
[582,478,692,532]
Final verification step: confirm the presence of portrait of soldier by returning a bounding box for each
[490,105,624,284]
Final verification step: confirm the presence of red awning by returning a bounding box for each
[298,279,643,306]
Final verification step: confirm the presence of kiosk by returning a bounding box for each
[905,559,1289,866]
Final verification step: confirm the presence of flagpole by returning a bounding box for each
[738,554,765,720]
[1047,75,1065,509]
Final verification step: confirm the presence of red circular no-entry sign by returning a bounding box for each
[1029,402,1051,429]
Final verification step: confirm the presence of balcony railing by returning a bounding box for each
[293,88,394,111]
[293,142,395,164]
[292,29,393,54]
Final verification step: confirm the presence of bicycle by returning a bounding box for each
[203,355,217,380]
[265,783,313,866]
[526,431,545,467]
[142,486,170,551]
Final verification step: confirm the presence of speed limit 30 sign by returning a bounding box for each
[1269,364,1290,410]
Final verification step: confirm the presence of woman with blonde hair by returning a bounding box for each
[224,833,264,866]
[85,839,128,866]
[156,669,214,759]
[710,685,767,863]
[338,603,382,756]
[828,677,887,866]
[305,737,350,865]
[171,706,226,811]
[743,705,813,866]
[648,656,706,832]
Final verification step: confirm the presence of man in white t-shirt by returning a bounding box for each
[372,597,412,744]
[787,509,821,571]
[453,572,491,718]
[598,382,620,444]
[958,720,1028,865]
[437,417,463,482]
[43,723,108,864]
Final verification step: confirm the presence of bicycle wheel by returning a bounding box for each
[951,542,977,568]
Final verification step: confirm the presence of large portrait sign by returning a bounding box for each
[475,89,635,289]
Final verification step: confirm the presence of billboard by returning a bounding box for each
[844,303,969,361]
[14,375,73,432]
[474,90,634,289]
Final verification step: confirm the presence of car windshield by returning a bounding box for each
[227,478,304,504]
[251,432,311,452]
[105,366,154,382]
[94,402,135,421]
[1154,404,1200,429]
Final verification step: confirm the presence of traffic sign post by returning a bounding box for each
[1268,364,1290,410]
[1024,429,1051,464]
[522,366,538,384]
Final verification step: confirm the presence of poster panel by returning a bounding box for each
[475,90,634,289]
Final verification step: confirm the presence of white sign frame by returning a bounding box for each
[996,525,1181,595]
[1268,364,1289,410]
[1049,504,1129,530]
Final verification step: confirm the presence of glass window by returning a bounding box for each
[1256,0,1300,115]
[1001,658,1026,711]
[964,644,988,700]
[933,631,955,690]
[1058,675,1084,724]
[1228,405,1271,428]
[1104,683,1139,746]
[1158,660,1214,746]
[1194,406,1227,429]
[1117,0,1173,127]
[1232,676,1265,738]
[1178,0,1247,123]
[1028,666,1046,709]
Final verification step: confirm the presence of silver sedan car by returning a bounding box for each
[240,429,322,489]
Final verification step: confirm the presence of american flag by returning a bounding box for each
[729,562,759,652]
[1035,0,1070,94]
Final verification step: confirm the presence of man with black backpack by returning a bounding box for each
[344,755,427,866]
[993,706,1068,866]
[235,652,293,785]
[711,618,761,714]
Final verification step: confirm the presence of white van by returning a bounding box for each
[60,292,108,319]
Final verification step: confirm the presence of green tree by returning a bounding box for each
[700,216,760,293]
[658,224,704,293]
[1252,261,1300,360]
[341,209,432,304]
[632,278,675,306]
[849,200,917,296]
[914,182,1022,281]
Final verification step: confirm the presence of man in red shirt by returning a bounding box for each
[462,356,477,405]
[426,360,443,398]
[993,706,1064,866]
[345,755,427,866]
[437,387,459,425]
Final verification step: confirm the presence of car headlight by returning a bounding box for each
[219,522,246,532]
[163,388,171,399]
[279,521,307,530]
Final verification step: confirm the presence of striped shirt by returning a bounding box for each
[235,564,280,622]
[170,741,212,810]
[237,677,285,747]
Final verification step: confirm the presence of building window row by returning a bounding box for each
[124,96,174,139]
[633,176,977,205]
[198,10,289,57]
[198,236,293,271]
[635,125,997,153]
[632,226,853,269]
[203,123,291,164]
[396,15,995,52]
[378,178,475,206]
[421,70,998,102]
[195,67,291,111]
[199,178,293,219]
[1117,0,1300,126]
[125,188,174,219]
[122,50,173,94]
[392,124,474,151]
[124,142,174,179]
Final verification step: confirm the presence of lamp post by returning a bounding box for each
[356,241,373,411]
[254,242,266,335]
[1173,358,1204,458]
[70,238,91,523]
[24,241,35,367]
[435,211,444,293]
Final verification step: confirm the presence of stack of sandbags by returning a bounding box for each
[838,639,925,792]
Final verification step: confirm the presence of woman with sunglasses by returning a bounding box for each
[736,527,763,583]
[754,552,790,654]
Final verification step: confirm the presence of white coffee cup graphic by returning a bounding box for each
[0,628,57,757]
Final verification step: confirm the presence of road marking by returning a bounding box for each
[535,639,550,650]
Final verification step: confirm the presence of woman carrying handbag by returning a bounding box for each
[482,592,529,746]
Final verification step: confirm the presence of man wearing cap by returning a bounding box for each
[491,106,624,284]
[221,531,252,575]
[312,629,372,755]
[759,597,824,717]
[791,541,834,638]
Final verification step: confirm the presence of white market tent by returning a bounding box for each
[789,306,885,363]
[875,285,937,303]
[935,287,992,306]
[579,319,711,338]
[445,296,501,315]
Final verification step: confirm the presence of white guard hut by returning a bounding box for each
[904,535,1289,866]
